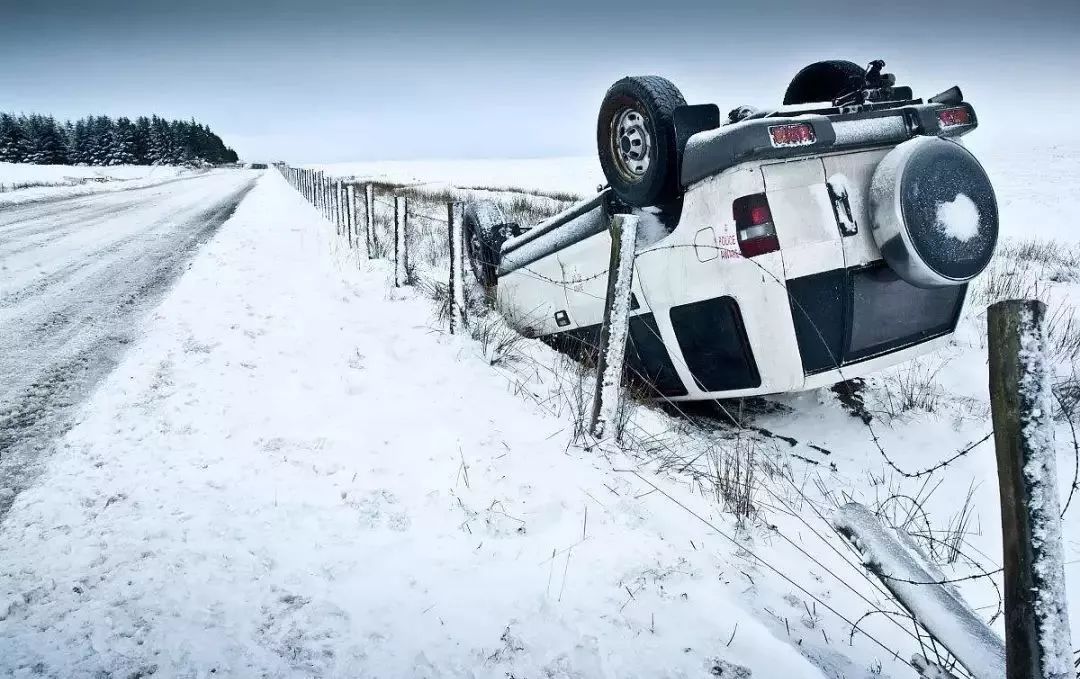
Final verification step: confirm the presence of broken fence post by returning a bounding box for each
[988,299,1073,679]
[833,502,1006,679]
[447,201,466,334]
[588,214,639,441]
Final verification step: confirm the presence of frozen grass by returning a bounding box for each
[0,179,98,192]
[870,358,950,419]
[971,237,1080,365]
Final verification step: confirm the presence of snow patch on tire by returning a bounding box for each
[934,193,980,243]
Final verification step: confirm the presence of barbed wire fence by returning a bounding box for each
[273,164,1076,679]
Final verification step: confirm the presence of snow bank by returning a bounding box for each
[0,171,825,678]
[0,163,195,206]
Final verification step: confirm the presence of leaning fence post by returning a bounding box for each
[447,202,466,333]
[393,196,407,286]
[988,299,1073,679]
[589,214,639,440]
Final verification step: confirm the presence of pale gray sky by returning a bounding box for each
[2,0,1078,162]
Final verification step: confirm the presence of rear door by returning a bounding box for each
[820,147,892,268]
[761,158,843,280]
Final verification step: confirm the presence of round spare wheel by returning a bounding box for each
[597,76,686,208]
[869,136,998,288]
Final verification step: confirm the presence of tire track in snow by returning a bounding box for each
[0,174,257,520]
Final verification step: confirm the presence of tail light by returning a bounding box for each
[937,106,972,128]
[733,194,779,258]
[768,123,816,147]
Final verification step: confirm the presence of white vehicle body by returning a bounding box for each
[489,100,991,401]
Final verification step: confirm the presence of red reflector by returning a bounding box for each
[769,123,816,147]
[937,107,971,127]
[739,235,780,258]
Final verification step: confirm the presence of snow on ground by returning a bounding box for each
[1,137,1076,676]
[317,138,1080,668]
[314,156,602,196]
[0,172,832,678]
[0,163,196,207]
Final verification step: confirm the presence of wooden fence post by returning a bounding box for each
[332,181,339,233]
[589,214,639,440]
[345,184,355,249]
[323,174,330,220]
[393,196,406,286]
[447,202,466,333]
[335,181,343,234]
[321,173,328,218]
[365,184,375,258]
[339,181,347,234]
[988,299,1073,679]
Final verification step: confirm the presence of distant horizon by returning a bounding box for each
[4,0,1078,163]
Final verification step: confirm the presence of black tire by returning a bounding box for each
[783,60,866,105]
[597,76,686,207]
[463,200,508,289]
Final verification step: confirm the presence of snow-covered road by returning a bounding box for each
[0,172,257,516]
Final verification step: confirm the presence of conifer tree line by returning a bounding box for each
[0,113,239,166]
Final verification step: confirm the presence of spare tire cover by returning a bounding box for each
[869,136,998,288]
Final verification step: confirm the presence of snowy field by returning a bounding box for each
[0,138,1076,677]
[0,163,197,206]
[314,156,602,198]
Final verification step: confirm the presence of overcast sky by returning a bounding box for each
[2,0,1077,162]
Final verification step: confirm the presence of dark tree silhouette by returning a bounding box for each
[0,112,239,166]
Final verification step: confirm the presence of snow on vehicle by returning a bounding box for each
[464,60,999,401]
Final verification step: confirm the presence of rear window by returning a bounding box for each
[848,266,965,360]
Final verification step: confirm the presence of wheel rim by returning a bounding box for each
[610,107,652,181]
